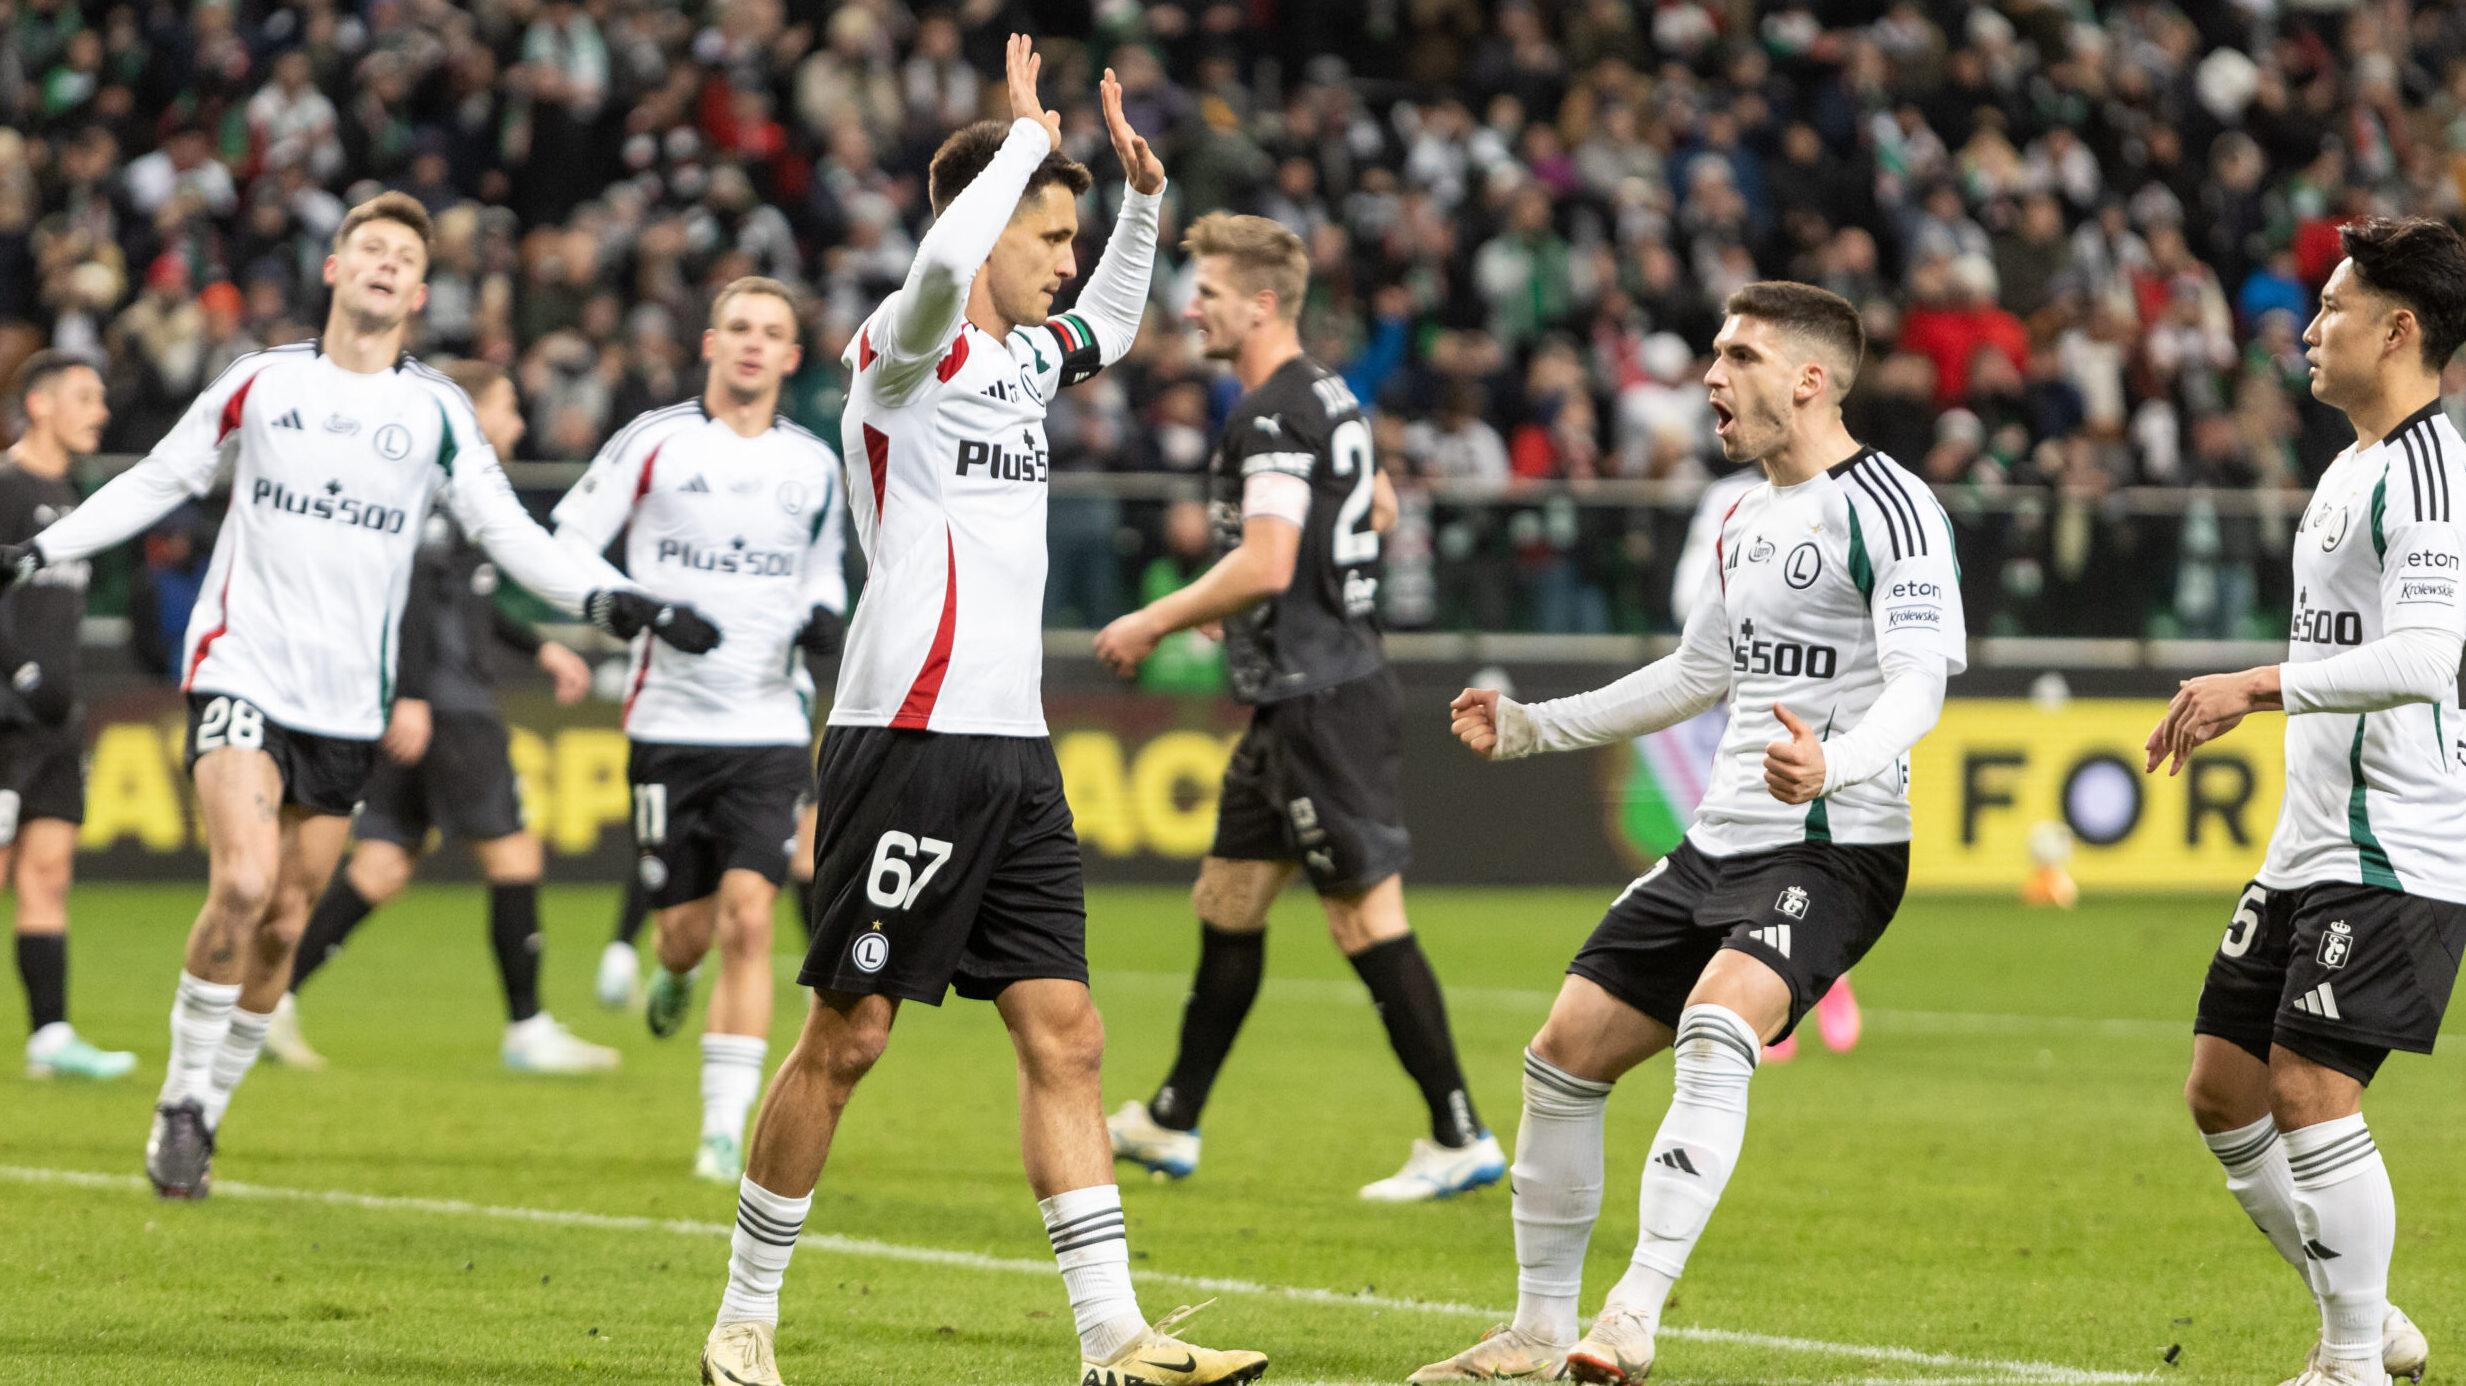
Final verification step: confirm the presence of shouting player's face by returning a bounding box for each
[28,364,108,454]
[323,217,429,331]
[1185,254,1271,360]
[986,182,1079,328]
[1705,314,1816,465]
[703,291,803,406]
[2303,259,2402,412]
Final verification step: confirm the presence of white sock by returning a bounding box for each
[1039,1184,1144,1362]
[160,972,240,1107]
[2203,1116,2315,1294]
[201,1005,272,1131]
[716,1176,810,1326]
[700,1034,769,1142]
[1510,1047,1612,1345]
[1602,1004,1761,1330]
[2285,1115,2394,1371]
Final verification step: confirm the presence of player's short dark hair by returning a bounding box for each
[333,190,432,255]
[2340,217,2466,370]
[928,120,1092,218]
[1723,280,1865,399]
[7,350,97,423]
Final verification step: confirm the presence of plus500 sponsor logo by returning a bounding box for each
[954,437,1050,483]
[654,539,796,576]
[250,480,407,533]
[2291,607,2363,645]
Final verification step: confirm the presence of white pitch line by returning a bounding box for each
[0,1165,2150,1384]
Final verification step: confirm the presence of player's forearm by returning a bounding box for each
[31,461,199,563]
[1073,184,1164,361]
[2278,628,2462,714]
[889,119,1052,359]
[1817,652,1949,795]
[469,498,633,615]
[1145,543,1288,633]
[1524,648,1730,753]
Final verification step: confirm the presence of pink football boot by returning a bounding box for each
[1814,975,1862,1054]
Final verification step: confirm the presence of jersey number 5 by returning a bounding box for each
[1329,418,1380,566]
[2220,883,2266,958]
[866,830,953,910]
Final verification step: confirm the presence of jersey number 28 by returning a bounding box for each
[1329,419,1380,566]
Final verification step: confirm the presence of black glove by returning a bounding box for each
[795,604,845,659]
[0,543,41,596]
[586,589,722,654]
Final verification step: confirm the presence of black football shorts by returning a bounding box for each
[354,711,525,848]
[1569,837,1909,1042]
[2195,878,2466,1083]
[628,740,809,908]
[800,726,1086,1005]
[185,692,376,818]
[0,718,85,837]
[1211,669,1411,895]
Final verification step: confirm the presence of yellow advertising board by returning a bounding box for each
[1908,699,2284,891]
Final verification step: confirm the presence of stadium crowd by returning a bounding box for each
[3,0,2465,637]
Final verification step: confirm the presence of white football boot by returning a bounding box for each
[1563,1306,1655,1386]
[261,992,327,1070]
[1359,1132,1508,1202]
[595,940,639,1010]
[501,1013,620,1074]
[1107,1099,1201,1179]
[1409,1324,1571,1381]
[701,1320,785,1385]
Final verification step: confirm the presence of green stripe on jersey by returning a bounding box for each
[378,620,393,712]
[1846,507,1874,601]
[2371,470,2388,563]
[435,401,459,476]
[1803,709,1837,842]
[2347,714,2401,889]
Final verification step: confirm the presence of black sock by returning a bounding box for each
[612,873,650,947]
[1148,925,1266,1131]
[291,869,376,993]
[1349,934,1481,1148]
[490,883,543,1024]
[17,932,66,1033]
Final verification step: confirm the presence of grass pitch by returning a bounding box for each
[2,883,2460,1385]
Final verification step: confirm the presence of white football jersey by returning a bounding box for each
[830,309,1110,736]
[2260,404,2466,903]
[31,343,626,740]
[1687,448,1968,853]
[553,401,848,747]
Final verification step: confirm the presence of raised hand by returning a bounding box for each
[1100,67,1165,194]
[1763,702,1826,804]
[1006,33,1062,151]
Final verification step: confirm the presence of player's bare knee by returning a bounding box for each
[352,851,414,902]
[1017,1003,1106,1085]
[719,903,774,962]
[206,861,278,924]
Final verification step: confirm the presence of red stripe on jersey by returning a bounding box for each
[217,372,262,443]
[620,640,653,726]
[632,442,663,503]
[935,332,970,383]
[182,568,236,691]
[1714,493,1749,595]
[890,530,959,730]
[858,330,876,370]
[862,424,889,515]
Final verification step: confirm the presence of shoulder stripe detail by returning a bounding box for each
[601,401,702,461]
[1862,457,1930,556]
[1714,491,1750,595]
[2400,418,2453,521]
[632,442,662,505]
[935,333,970,383]
[1845,463,1910,560]
[217,371,263,445]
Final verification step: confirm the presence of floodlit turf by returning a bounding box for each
[2,883,2460,1385]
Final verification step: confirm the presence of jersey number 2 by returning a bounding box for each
[1329,419,1380,566]
[194,697,265,753]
